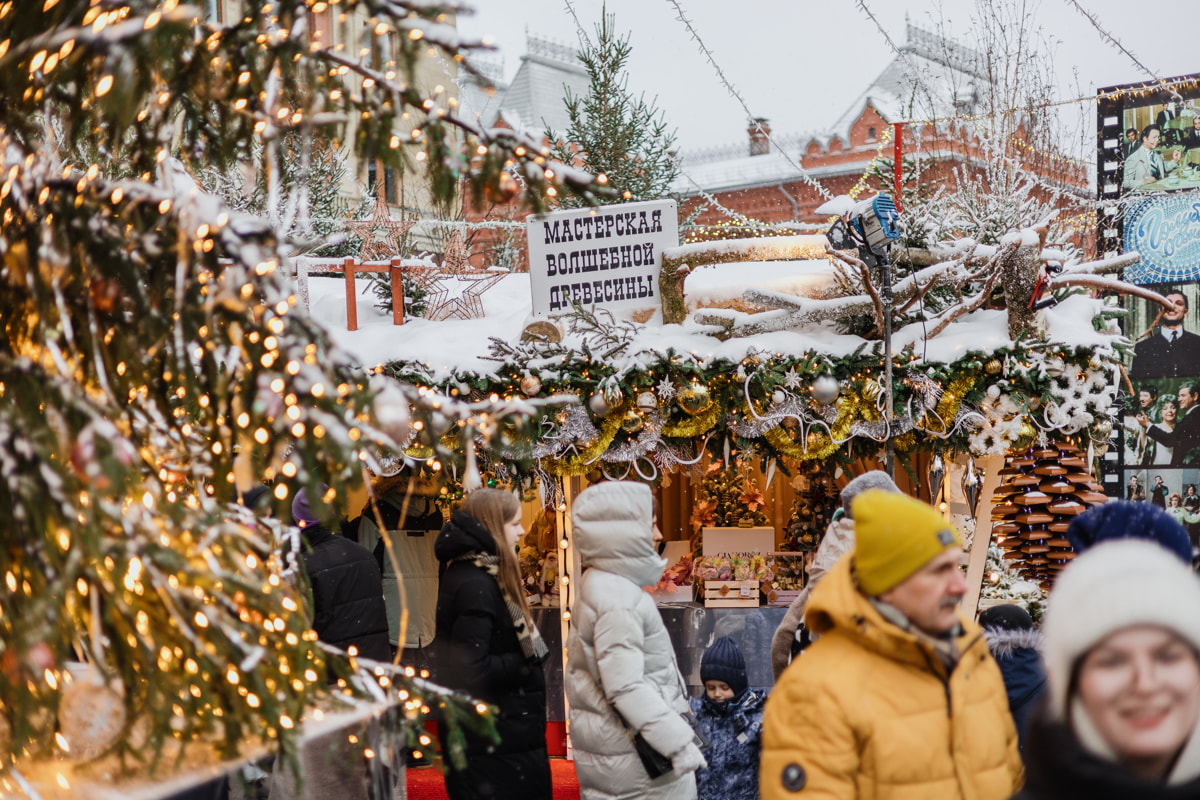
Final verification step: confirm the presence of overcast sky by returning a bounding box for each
[456,0,1194,157]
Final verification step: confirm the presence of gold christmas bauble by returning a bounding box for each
[985,359,1003,375]
[484,170,520,204]
[676,382,713,415]
[520,375,542,396]
[621,410,644,433]
[1011,420,1038,452]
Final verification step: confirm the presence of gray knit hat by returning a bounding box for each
[840,470,900,519]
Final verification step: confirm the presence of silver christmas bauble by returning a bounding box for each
[636,392,657,412]
[588,393,613,417]
[811,376,840,405]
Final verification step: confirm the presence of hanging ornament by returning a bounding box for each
[1012,420,1038,452]
[677,382,713,415]
[861,379,883,402]
[772,390,786,404]
[621,410,644,434]
[985,359,1003,375]
[462,443,482,492]
[89,278,121,314]
[928,455,946,505]
[485,170,520,204]
[588,393,613,417]
[58,679,126,760]
[371,378,412,443]
[811,376,840,405]
[636,391,657,412]
[961,459,982,518]
[601,383,625,409]
[520,375,542,397]
[986,384,1001,400]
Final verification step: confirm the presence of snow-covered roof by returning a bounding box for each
[675,149,877,194]
[828,24,985,140]
[492,35,589,137]
[676,23,988,195]
[305,265,1117,381]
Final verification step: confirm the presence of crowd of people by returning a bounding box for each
[183,469,1200,800]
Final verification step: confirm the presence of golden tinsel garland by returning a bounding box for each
[662,400,722,438]
[762,394,863,461]
[920,375,975,434]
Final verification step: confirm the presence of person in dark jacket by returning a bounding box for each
[1013,540,1200,799]
[434,488,551,800]
[977,604,1045,753]
[689,636,764,800]
[293,485,391,663]
[269,484,392,800]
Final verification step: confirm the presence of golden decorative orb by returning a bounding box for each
[676,382,713,415]
[520,375,542,396]
[621,410,644,434]
[985,359,1003,375]
[861,379,883,402]
[1011,420,1038,452]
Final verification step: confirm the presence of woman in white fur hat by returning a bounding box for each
[1014,539,1200,798]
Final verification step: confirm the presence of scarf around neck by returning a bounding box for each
[455,551,549,662]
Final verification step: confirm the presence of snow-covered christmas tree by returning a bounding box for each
[0,2,608,793]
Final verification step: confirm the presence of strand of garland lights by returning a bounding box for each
[663,0,834,201]
[1061,0,1159,81]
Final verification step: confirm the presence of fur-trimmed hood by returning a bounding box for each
[983,626,1042,659]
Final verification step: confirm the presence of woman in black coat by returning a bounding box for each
[433,489,551,800]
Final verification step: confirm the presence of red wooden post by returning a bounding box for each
[892,122,904,212]
[390,258,405,325]
[344,257,358,331]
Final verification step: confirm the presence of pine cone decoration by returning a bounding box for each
[990,439,1107,589]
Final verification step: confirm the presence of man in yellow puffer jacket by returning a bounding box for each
[762,491,1022,800]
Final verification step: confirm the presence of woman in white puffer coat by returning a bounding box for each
[566,481,706,800]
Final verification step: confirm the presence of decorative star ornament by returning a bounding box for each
[346,196,413,261]
[656,376,677,401]
[431,271,506,321]
[440,230,471,274]
[783,367,803,390]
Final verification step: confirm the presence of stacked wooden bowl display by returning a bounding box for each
[990,439,1108,588]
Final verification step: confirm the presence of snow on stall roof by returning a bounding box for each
[684,260,835,308]
[305,269,1117,380]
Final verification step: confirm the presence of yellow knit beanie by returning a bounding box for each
[852,489,963,596]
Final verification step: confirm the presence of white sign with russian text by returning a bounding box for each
[525,199,678,316]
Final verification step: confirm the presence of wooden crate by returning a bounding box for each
[767,589,802,607]
[703,580,760,608]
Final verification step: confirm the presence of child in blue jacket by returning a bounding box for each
[689,636,765,800]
